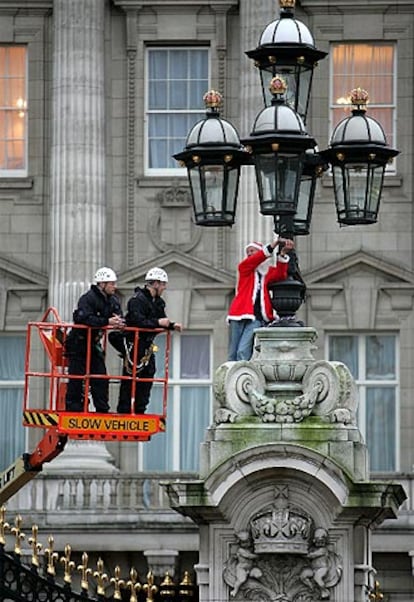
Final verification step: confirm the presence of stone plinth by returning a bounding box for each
[165,327,406,602]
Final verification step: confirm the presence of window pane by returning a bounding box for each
[180,386,211,471]
[153,334,172,379]
[0,46,27,174]
[148,50,167,80]
[142,385,173,471]
[180,335,210,379]
[146,47,208,171]
[366,335,396,380]
[170,51,188,79]
[366,386,395,471]
[0,336,26,471]
[0,335,25,379]
[148,81,167,110]
[328,336,358,377]
[331,43,395,166]
[0,388,26,471]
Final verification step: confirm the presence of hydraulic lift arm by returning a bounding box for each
[0,428,67,505]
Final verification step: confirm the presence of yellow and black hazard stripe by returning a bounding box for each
[23,411,59,428]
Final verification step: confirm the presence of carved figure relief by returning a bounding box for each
[223,487,342,601]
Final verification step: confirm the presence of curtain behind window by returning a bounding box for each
[0,336,25,470]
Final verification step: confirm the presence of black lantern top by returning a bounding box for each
[242,76,316,217]
[243,76,316,154]
[173,90,250,227]
[246,0,327,121]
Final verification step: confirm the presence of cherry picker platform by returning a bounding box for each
[0,306,171,504]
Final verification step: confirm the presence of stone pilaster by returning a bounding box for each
[49,0,106,321]
[238,0,276,258]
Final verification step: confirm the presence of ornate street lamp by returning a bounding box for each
[174,3,400,328]
[242,76,316,217]
[320,87,400,225]
[245,0,327,121]
[174,90,250,227]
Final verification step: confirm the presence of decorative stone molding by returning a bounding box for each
[214,328,357,425]
[148,187,202,253]
[223,497,343,601]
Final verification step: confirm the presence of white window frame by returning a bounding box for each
[326,332,400,473]
[329,41,397,173]
[144,46,210,177]
[0,45,28,177]
[138,331,213,472]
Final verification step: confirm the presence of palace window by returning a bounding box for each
[140,332,212,472]
[145,47,209,175]
[330,42,396,169]
[327,333,398,472]
[0,335,26,471]
[0,46,27,176]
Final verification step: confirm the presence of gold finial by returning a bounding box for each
[28,524,42,568]
[350,87,369,110]
[369,580,384,601]
[269,75,287,97]
[203,90,222,109]
[94,557,109,596]
[45,535,59,576]
[160,572,175,598]
[110,566,126,600]
[280,0,295,9]
[78,551,92,591]
[179,571,194,597]
[127,567,142,602]
[11,515,25,555]
[60,544,75,584]
[143,571,158,602]
[0,506,10,546]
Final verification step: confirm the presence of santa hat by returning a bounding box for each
[245,241,264,254]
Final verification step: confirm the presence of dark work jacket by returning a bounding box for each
[73,284,122,327]
[125,286,170,351]
[67,285,122,350]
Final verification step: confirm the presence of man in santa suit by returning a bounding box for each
[227,236,293,361]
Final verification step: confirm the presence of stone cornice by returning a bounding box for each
[113,0,237,8]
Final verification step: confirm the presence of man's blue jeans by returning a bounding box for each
[228,319,262,361]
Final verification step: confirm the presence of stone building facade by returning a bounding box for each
[1,0,414,600]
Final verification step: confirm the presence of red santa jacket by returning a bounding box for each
[227,248,289,323]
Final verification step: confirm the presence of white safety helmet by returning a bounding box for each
[145,267,168,283]
[94,267,117,283]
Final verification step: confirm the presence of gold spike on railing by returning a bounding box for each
[0,506,10,546]
[78,551,92,592]
[60,544,75,584]
[369,580,384,601]
[127,567,142,602]
[94,557,109,596]
[28,524,42,568]
[11,514,25,555]
[110,565,126,600]
[143,571,158,602]
[45,535,59,576]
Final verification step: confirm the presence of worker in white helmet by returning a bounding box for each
[116,267,182,414]
[65,267,125,413]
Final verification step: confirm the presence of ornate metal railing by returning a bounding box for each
[0,507,198,602]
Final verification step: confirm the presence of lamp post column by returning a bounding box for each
[49,0,106,320]
[238,0,275,254]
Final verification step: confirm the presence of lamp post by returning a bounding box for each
[174,0,399,326]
